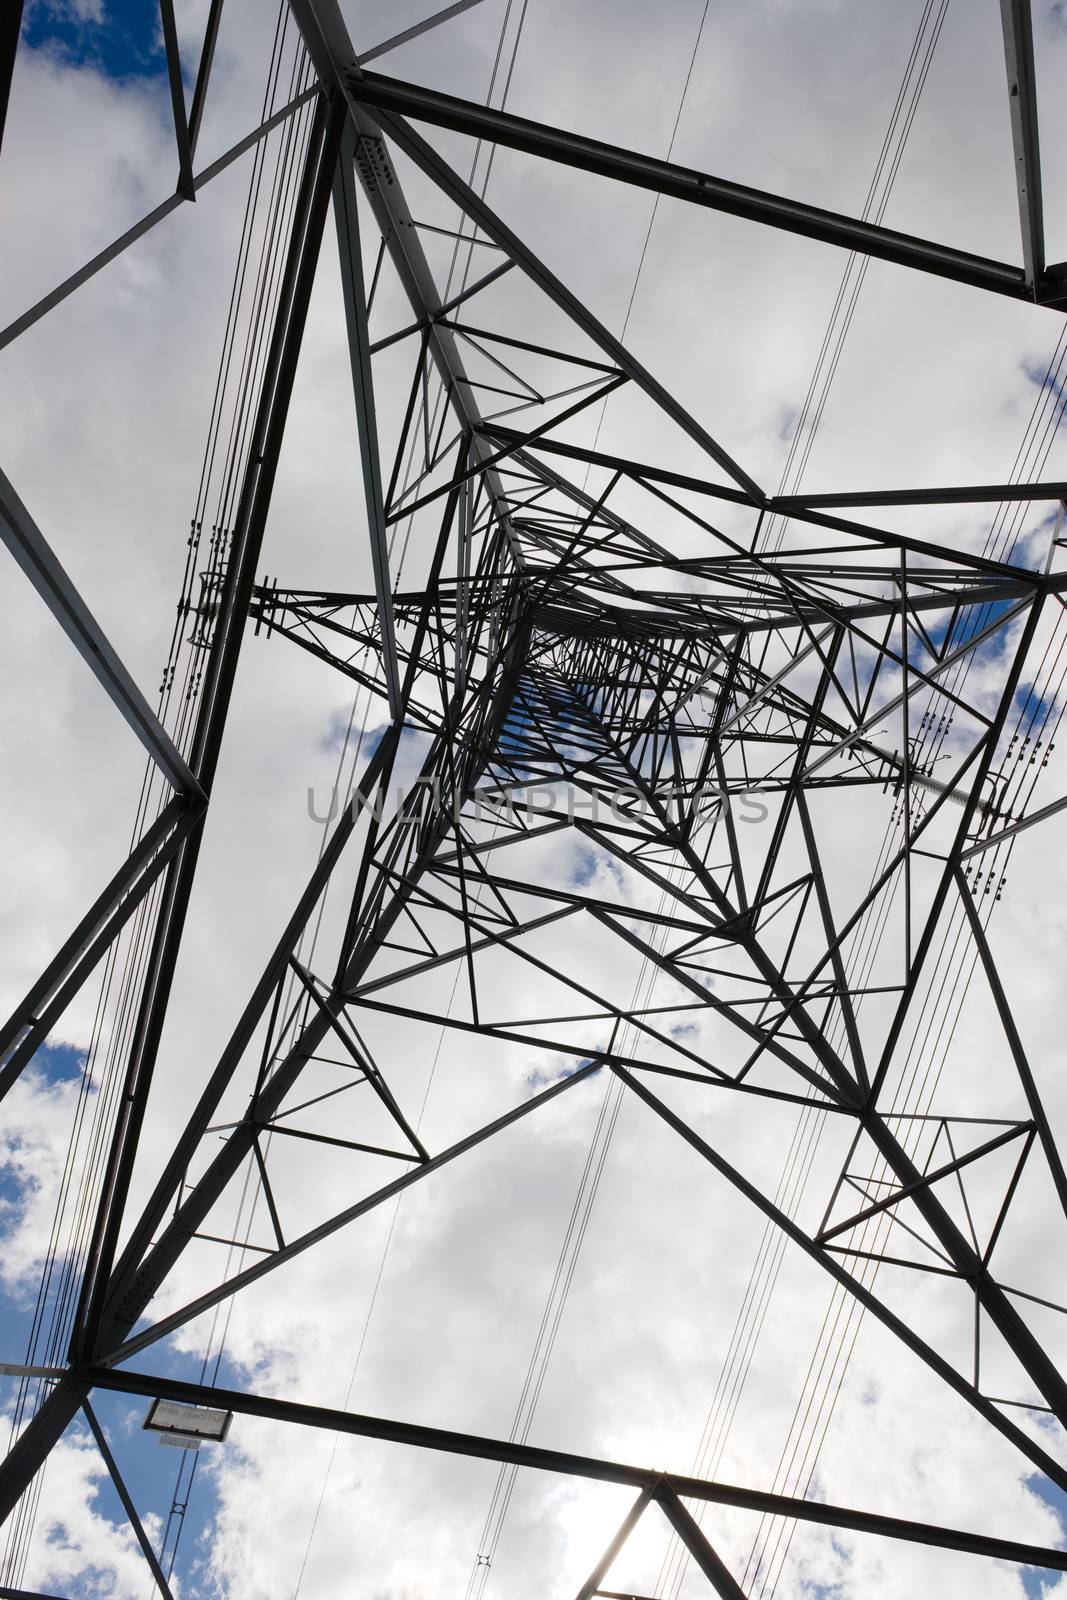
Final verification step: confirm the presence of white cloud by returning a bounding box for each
[0,1416,167,1599]
[3,1,1067,1596]
[0,1059,89,1293]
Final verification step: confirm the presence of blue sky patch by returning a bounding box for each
[525,1057,597,1092]
[0,1041,227,1595]
[570,844,600,886]
[24,0,167,82]
[34,1039,84,1084]
[1022,1473,1067,1600]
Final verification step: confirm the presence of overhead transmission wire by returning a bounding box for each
[653,5,968,1592]
[286,444,527,1588]
[289,778,506,1598]
[13,0,415,1561]
[729,107,1067,1600]
[464,646,680,1598]
[742,525,1067,1600]
[150,23,428,1579]
[463,14,773,1589]
[290,4,1066,1590]
[162,11,587,1560]
[463,945,653,1595]
[700,565,1067,1592]
[159,28,326,1587]
[1,9,308,1587]
[285,472,515,1592]
[675,137,1067,1600]
[143,20,323,1589]
[741,581,1067,1596]
[758,0,951,558]
[579,0,710,495]
[284,8,534,1590]
[767,294,1067,1580]
[10,6,1067,1593]
[447,23,723,1581]
[2,9,318,1591]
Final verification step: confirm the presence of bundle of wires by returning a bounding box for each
[289,4,540,1592]
[656,5,1067,1593]
[1,7,319,1586]
[446,4,963,1590]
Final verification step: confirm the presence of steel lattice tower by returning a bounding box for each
[2,1,1067,1594]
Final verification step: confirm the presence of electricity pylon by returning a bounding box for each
[2,1,1067,1593]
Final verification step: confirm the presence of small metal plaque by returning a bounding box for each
[143,1397,232,1442]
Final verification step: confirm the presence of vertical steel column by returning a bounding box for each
[999,0,1044,289]
[68,90,346,1367]
[0,0,23,159]
[0,88,348,1532]
[331,118,402,719]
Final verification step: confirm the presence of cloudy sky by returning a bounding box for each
[3,1,1067,1597]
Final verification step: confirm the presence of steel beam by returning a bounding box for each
[478,425,1050,579]
[0,1379,87,1528]
[958,787,1067,859]
[100,1059,599,1365]
[573,1486,653,1600]
[0,0,22,159]
[295,0,762,498]
[369,104,763,497]
[775,480,1067,509]
[96,730,398,1346]
[358,0,489,65]
[245,567,1067,1476]
[186,0,224,157]
[0,1587,72,1599]
[82,1400,174,1599]
[68,92,347,1365]
[0,796,202,1098]
[158,0,194,199]
[0,467,200,795]
[5,2,1067,1579]
[955,866,1067,1224]
[94,492,520,1352]
[332,119,402,718]
[611,1066,1067,1490]
[999,0,1044,288]
[348,71,1058,305]
[290,0,527,563]
[657,1488,749,1600]
[0,87,320,353]
[83,1367,1067,1571]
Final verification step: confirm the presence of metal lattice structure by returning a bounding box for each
[3,0,1067,1593]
